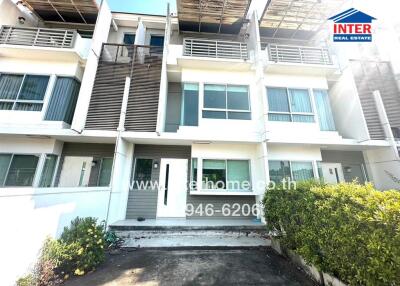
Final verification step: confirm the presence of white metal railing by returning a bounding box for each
[183,38,248,60]
[0,25,76,48]
[266,44,333,66]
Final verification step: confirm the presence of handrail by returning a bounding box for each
[100,43,164,64]
[264,43,333,66]
[183,38,248,60]
[0,25,76,48]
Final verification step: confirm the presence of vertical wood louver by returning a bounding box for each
[350,60,400,140]
[124,46,163,132]
[85,44,163,131]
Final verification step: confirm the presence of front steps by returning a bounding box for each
[109,224,271,248]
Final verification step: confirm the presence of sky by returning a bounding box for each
[105,0,177,15]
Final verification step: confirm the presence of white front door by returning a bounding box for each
[59,156,93,187]
[321,163,345,184]
[157,158,188,218]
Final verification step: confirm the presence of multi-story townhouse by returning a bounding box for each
[1,0,400,283]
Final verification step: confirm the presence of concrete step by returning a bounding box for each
[114,229,271,248]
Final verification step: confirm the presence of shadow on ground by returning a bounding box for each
[63,247,317,286]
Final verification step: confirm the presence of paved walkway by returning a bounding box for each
[64,248,316,286]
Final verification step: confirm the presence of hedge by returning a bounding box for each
[263,181,400,286]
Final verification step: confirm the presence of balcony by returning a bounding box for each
[262,43,338,75]
[170,38,251,71]
[0,25,92,61]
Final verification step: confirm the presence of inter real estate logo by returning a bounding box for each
[328,8,376,42]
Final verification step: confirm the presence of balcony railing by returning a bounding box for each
[0,26,76,48]
[183,38,248,60]
[265,44,333,66]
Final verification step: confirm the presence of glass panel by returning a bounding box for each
[267,87,289,112]
[191,158,197,190]
[202,110,226,119]
[268,160,291,184]
[182,83,199,126]
[39,155,57,187]
[98,158,113,186]
[313,89,336,131]
[291,162,314,182]
[5,155,39,187]
[228,112,251,120]
[123,34,135,45]
[317,161,324,181]
[19,75,49,101]
[227,160,251,191]
[227,85,249,110]
[289,89,312,113]
[0,154,12,186]
[292,115,314,122]
[133,159,153,186]
[0,74,23,100]
[14,103,43,111]
[202,159,226,189]
[204,84,226,109]
[268,113,291,122]
[0,102,13,110]
[150,36,164,47]
[45,77,80,124]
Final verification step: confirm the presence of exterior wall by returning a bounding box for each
[321,150,368,183]
[0,0,38,26]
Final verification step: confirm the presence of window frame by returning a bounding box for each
[0,73,51,112]
[149,34,165,47]
[268,160,316,183]
[266,86,315,122]
[39,154,60,188]
[122,33,136,45]
[196,158,252,192]
[131,157,154,188]
[202,84,251,120]
[0,153,41,187]
[97,157,114,187]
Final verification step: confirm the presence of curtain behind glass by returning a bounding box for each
[202,159,226,189]
[267,87,289,112]
[227,160,250,191]
[0,74,23,100]
[291,162,314,182]
[313,90,336,131]
[98,158,113,186]
[0,154,12,186]
[19,75,49,100]
[289,89,312,113]
[5,155,39,186]
[45,77,80,124]
[39,155,57,187]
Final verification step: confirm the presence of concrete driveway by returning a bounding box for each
[64,248,316,286]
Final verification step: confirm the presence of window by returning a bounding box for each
[39,154,58,187]
[123,33,135,45]
[182,83,199,126]
[45,77,80,124]
[313,89,336,131]
[392,127,400,139]
[268,160,315,184]
[133,158,153,187]
[0,74,50,111]
[0,154,39,187]
[203,84,251,120]
[191,158,198,190]
[201,159,251,191]
[98,158,113,186]
[150,35,164,47]
[267,87,314,122]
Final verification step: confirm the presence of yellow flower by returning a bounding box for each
[64,274,69,280]
[74,269,85,276]
[100,245,104,249]
[94,235,97,238]
[77,248,84,255]
[87,228,93,233]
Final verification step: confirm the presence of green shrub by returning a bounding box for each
[263,182,400,286]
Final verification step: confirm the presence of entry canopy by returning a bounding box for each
[177,0,252,34]
[260,0,344,40]
[22,0,98,25]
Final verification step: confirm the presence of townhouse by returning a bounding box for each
[0,0,400,259]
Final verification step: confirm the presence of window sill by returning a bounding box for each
[190,190,256,196]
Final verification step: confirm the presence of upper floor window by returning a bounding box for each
[0,74,49,111]
[313,89,336,131]
[123,33,135,45]
[203,84,251,120]
[0,154,40,187]
[267,87,314,123]
[150,35,164,47]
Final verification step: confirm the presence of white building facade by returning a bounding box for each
[1,0,400,283]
